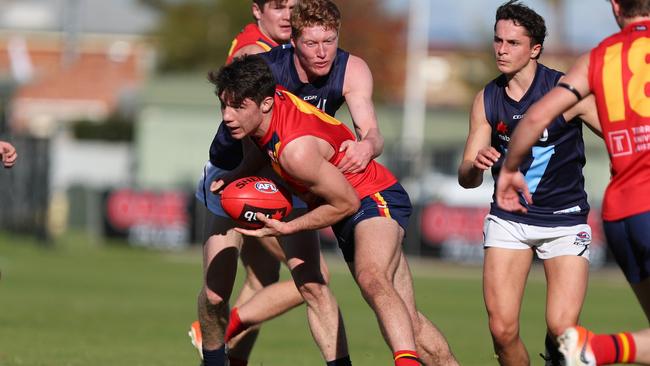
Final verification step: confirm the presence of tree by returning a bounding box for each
[139,0,250,71]
[337,0,407,103]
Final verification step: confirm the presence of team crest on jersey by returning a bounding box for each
[573,231,591,247]
[496,121,510,142]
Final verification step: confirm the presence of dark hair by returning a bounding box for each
[617,0,650,18]
[495,0,547,58]
[208,55,276,107]
[253,0,286,10]
[291,0,341,39]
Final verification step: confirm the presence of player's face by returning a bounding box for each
[493,19,539,75]
[292,26,339,78]
[220,96,264,140]
[256,0,296,44]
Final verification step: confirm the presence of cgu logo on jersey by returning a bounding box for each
[255,181,278,194]
[303,95,318,101]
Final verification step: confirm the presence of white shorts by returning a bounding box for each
[483,214,591,261]
[195,161,306,217]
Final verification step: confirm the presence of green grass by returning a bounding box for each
[0,232,644,366]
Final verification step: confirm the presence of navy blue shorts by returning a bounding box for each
[604,210,650,284]
[331,182,412,262]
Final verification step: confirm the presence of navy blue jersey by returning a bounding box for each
[485,63,589,226]
[209,44,350,168]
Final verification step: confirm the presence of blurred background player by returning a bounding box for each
[457,1,600,365]
[192,1,387,363]
[212,54,458,366]
[0,140,17,168]
[495,0,650,365]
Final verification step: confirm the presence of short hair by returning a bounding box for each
[291,0,341,39]
[253,0,287,10]
[616,0,650,18]
[208,55,276,107]
[495,0,547,59]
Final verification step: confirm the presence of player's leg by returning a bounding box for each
[543,256,589,363]
[198,211,244,366]
[539,224,591,365]
[280,228,350,364]
[604,211,650,323]
[225,235,282,364]
[232,251,329,326]
[392,251,459,365]
[482,215,535,366]
[224,208,324,343]
[351,217,421,356]
[483,246,533,366]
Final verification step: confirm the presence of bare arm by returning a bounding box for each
[561,83,602,138]
[458,89,500,188]
[497,53,593,212]
[338,55,384,173]
[236,136,360,237]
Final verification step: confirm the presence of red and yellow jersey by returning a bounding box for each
[226,23,278,64]
[257,88,397,200]
[589,20,650,220]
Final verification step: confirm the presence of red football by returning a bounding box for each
[221,176,293,228]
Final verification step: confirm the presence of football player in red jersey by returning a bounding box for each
[497,1,650,365]
[191,2,333,366]
[210,55,458,366]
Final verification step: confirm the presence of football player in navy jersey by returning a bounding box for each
[457,1,600,365]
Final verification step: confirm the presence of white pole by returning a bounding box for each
[401,0,430,176]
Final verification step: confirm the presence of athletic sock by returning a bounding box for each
[394,350,422,366]
[228,356,248,366]
[224,307,247,342]
[202,346,226,366]
[326,355,352,366]
[591,332,637,364]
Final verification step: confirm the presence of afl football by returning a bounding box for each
[221,176,293,228]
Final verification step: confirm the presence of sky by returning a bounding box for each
[385,0,620,52]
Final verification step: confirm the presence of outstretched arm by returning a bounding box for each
[236,135,360,237]
[338,55,384,173]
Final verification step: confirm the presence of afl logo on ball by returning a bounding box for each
[255,182,278,194]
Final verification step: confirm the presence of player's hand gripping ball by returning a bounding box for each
[221,176,293,228]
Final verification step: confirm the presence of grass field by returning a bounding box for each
[0,231,645,366]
